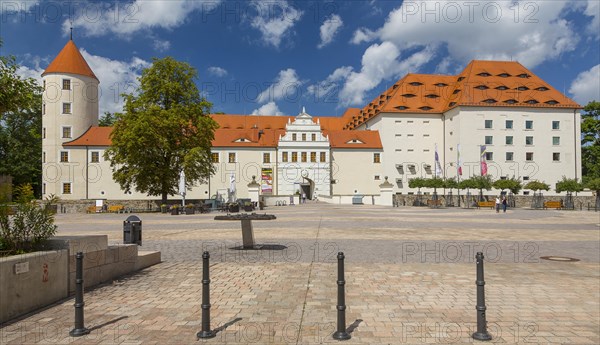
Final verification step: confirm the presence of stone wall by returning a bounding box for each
[393,193,598,209]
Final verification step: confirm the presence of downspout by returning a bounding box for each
[573,109,578,181]
[85,145,89,200]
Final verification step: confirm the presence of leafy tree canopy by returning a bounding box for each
[493,177,522,194]
[586,178,600,192]
[408,177,425,189]
[98,112,119,127]
[555,176,583,193]
[470,175,493,191]
[581,101,600,182]
[444,177,459,189]
[105,57,218,203]
[524,180,550,191]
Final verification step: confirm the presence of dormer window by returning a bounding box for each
[395,106,409,110]
[525,99,539,104]
[475,85,489,90]
[419,106,433,111]
[457,77,465,81]
[425,94,439,99]
[449,102,457,107]
[498,73,511,78]
[409,82,423,86]
[234,138,251,143]
[346,139,364,144]
[517,73,530,78]
[495,85,509,90]
[453,89,461,94]
[402,94,416,98]
[477,72,491,77]
[545,100,559,105]
[535,86,549,91]
[516,86,529,91]
[482,99,497,104]
[435,83,448,87]
[504,99,518,104]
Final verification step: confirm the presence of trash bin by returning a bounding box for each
[352,195,364,205]
[123,215,142,245]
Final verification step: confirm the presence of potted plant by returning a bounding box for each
[161,204,168,213]
[170,205,179,215]
[185,204,195,215]
[243,201,254,212]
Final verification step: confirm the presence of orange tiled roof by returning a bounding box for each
[325,130,383,149]
[42,40,98,81]
[344,60,581,130]
[64,126,112,146]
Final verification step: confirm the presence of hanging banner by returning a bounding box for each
[261,168,273,193]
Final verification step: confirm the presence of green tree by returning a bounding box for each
[408,177,425,192]
[524,181,550,192]
[422,177,444,189]
[105,57,218,203]
[581,101,600,182]
[493,177,522,194]
[444,177,458,190]
[98,111,118,127]
[0,39,43,195]
[555,176,583,193]
[586,178,600,209]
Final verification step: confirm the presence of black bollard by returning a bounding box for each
[472,252,492,341]
[332,252,351,340]
[197,251,216,339]
[69,252,90,337]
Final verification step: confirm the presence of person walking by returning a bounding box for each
[502,196,507,213]
[495,196,501,213]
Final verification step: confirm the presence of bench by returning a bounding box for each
[543,201,562,210]
[427,199,442,207]
[477,201,495,209]
[108,205,124,213]
[86,206,98,213]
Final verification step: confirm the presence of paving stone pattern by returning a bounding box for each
[1,204,598,344]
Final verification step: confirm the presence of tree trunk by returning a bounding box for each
[161,192,168,204]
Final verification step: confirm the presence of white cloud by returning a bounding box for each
[307,66,353,100]
[207,66,228,77]
[152,39,171,52]
[249,0,303,48]
[16,65,44,86]
[350,27,376,45]
[80,50,150,114]
[63,0,220,38]
[569,64,600,104]
[257,68,302,103]
[374,1,579,68]
[584,0,600,39]
[251,101,284,115]
[318,14,343,48]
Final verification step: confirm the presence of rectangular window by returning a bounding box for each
[301,152,307,162]
[485,136,493,145]
[211,153,219,163]
[302,133,306,141]
[526,152,534,161]
[505,120,513,129]
[62,126,72,138]
[374,175,381,180]
[310,152,316,162]
[91,151,100,163]
[282,152,288,162]
[42,103,45,115]
[553,137,560,145]
[484,120,493,129]
[505,136,513,145]
[263,153,270,163]
[60,151,69,163]
[320,152,326,162]
[506,152,514,161]
[42,183,46,195]
[553,153,560,161]
[43,127,46,139]
[485,152,493,160]
[525,120,533,129]
[62,182,72,194]
[525,136,533,145]
[373,153,381,163]
[62,102,71,114]
[552,121,560,130]
[291,152,298,162]
[43,151,46,163]
[311,133,316,141]
[62,79,71,90]
[523,176,530,181]
[292,133,297,141]
[228,153,236,163]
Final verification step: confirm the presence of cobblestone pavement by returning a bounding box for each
[1,203,599,344]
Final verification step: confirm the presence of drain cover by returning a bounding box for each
[540,256,580,262]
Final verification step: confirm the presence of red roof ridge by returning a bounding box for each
[42,40,98,82]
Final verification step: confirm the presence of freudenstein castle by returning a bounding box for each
[41,39,582,205]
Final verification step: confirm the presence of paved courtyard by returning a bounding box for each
[1,203,599,344]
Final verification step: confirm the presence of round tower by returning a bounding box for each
[41,38,99,198]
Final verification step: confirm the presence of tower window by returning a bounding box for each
[91,151,100,163]
[62,79,71,90]
[43,152,46,163]
[62,126,72,139]
[43,127,46,139]
[62,103,71,114]
[42,103,45,115]
[62,182,72,194]
[60,151,69,163]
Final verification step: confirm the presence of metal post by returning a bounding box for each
[472,252,492,341]
[70,252,89,337]
[332,252,351,340]
[197,251,216,339]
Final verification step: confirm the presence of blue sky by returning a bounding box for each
[2,0,599,118]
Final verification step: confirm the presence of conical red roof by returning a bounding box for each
[42,40,98,82]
